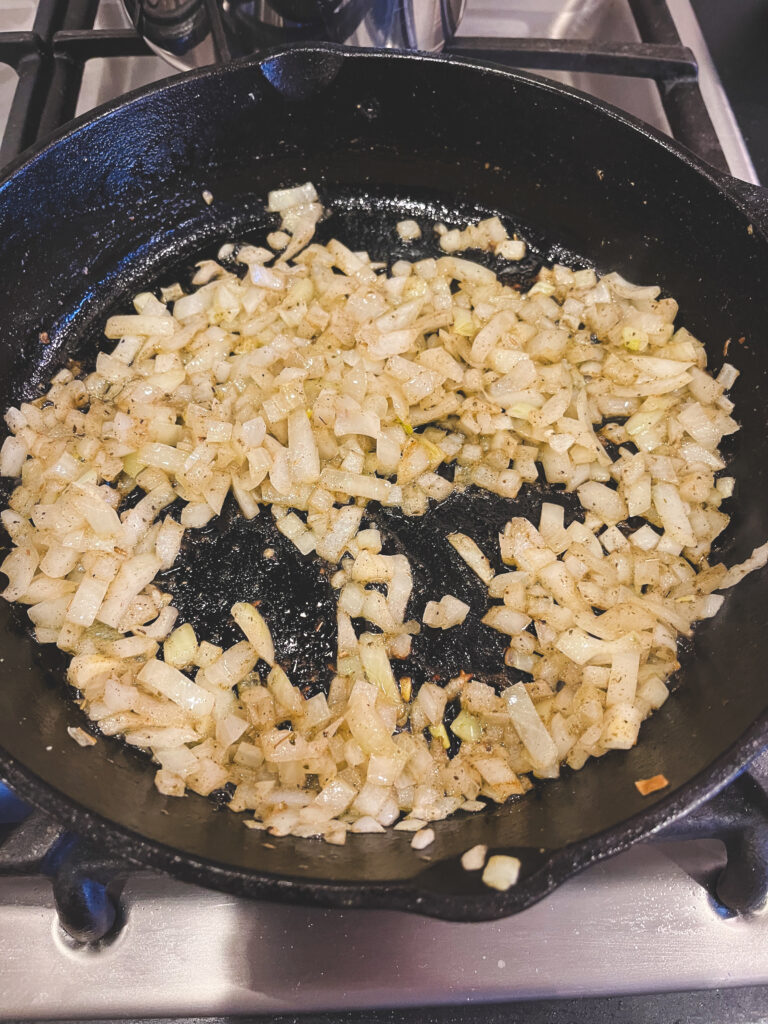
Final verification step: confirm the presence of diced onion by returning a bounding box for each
[411,827,435,850]
[447,533,494,584]
[505,683,558,774]
[0,182,759,845]
[232,602,275,665]
[423,595,469,629]
[163,623,199,669]
[267,182,318,212]
[138,659,214,717]
[461,844,488,871]
[396,219,422,241]
[482,855,521,891]
[67,726,97,748]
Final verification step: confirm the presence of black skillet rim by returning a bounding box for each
[0,43,767,921]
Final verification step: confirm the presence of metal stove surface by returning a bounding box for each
[1,841,767,1019]
[0,1,765,1019]
[460,0,758,183]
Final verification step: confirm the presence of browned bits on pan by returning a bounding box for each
[634,774,669,796]
[38,331,50,344]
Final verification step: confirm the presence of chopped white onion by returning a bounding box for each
[482,855,521,891]
[461,843,488,871]
[232,602,275,665]
[1,183,760,845]
[447,533,495,584]
[411,827,435,850]
[423,595,469,629]
[138,659,214,717]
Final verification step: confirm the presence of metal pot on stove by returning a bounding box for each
[121,0,467,69]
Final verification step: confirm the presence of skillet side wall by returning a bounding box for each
[0,49,766,904]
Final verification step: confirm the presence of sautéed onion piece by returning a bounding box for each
[0,183,761,846]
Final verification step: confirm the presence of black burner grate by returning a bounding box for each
[0,0,151,167]
[449,0,727,172]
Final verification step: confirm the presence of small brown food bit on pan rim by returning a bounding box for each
[634,774,669,796]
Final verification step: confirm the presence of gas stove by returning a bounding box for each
[0,2,767,1021]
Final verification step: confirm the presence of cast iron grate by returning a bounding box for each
[0,0,765,945]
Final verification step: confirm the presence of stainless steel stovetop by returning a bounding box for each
[2,841,768,1018]
[0,1,765,1020]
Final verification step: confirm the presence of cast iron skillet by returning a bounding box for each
[0,45,767,922]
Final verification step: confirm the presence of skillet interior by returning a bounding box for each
[0,46,767,919]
